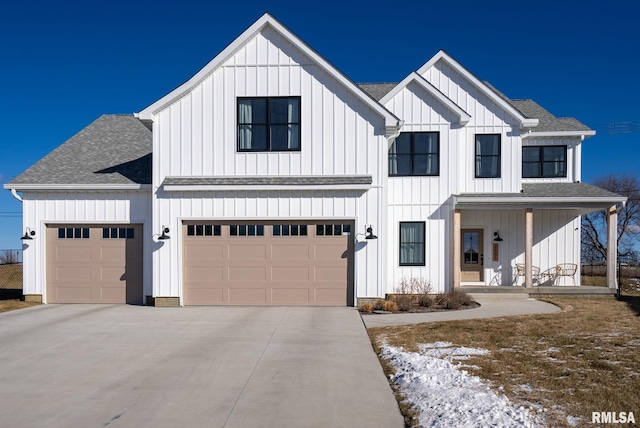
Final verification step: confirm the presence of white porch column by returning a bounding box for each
[453,209,461,289]
[607,205,618,289]
[525,208,534,289]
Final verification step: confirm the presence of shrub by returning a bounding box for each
[439,290,474,309]
[417,293,434,308]
[383,300,398,312]
[359,302,373,313]
[373,299,387,310]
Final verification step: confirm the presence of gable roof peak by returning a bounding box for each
[136,13,399,128]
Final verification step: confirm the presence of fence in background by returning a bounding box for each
[0,250,23,295]
[0,249,21,265]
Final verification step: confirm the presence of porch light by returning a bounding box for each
[493,231,503,242]
[365,226,378,240]
[20,228,35,240]
[158,226,170,240]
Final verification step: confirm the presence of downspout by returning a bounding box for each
[10,188,23,202]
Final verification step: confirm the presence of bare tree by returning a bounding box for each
[581,174,640,263]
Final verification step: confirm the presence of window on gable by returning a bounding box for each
[475,134,501,178]
[237,97,301,152]
[522,146,567,178]
[389,132,439,176]
[399,222,425,266]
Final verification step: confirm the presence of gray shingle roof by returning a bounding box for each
[484,82,592,133]
[358,83,397,101]
[163,175,373,186]
[510,100,592,133]
[8,115,152,186]
[458,182,625,200]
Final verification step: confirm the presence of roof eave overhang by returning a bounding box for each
[453,195,626,211]
[4,184,152,191]
[164,184,371,192]
[136,13,399,129]
[522,130,596,139]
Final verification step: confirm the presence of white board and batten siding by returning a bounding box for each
[21,191,152,302]
[152,26,385,182]
[150,26,389,302]
[383,83,461,292]
[421,59,524,194]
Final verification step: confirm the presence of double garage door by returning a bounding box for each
[46,225,143,304]
[183,221,354,306]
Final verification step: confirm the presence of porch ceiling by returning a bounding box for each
[454,182,626,214]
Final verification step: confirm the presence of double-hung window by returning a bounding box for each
[399,222,425,266]
[389,132,439,176]
[475,134,501,178]
[522,146,567,178]
[237,97,301,151]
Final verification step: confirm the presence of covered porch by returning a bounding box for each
[451,183,626,290]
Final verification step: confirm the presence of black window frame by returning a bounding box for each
[399,222,426,266]
[475,134,501,178]
[388,132,440,177]
[237,96,301,152]
[522,145,567,178]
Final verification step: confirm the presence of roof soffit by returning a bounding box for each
[136,13,399,128]
[417,50,538,129]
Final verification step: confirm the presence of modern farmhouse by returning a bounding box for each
[5,13,626,306]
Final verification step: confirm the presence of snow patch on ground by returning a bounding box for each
[380,342,544,427]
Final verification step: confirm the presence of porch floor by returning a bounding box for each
[460,285,616,297]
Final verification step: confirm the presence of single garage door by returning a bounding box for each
[46,225,143,304]
[183,221,354,306]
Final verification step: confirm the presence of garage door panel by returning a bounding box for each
[101,267,126,281]
[100,246,126,261]
[55,247,93,261]
[184,244,223,260]
[272,288,309,304]
[228,266,267,281]
[271,244,309,259]
[101,287,126,303]
[271,266,310,281]
[47,225,143,304]
[228,288,267,304]
[183,222,353,306]
[315,288,346,305]
[184,266,224,281]
[314,266,347,281]
[54,266,93,281]
[228,245,267,260]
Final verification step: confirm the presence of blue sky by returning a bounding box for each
[1,0,639,250]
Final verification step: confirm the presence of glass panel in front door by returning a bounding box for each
[463,231,480,265]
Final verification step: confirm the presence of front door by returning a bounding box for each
[461,229,483,282]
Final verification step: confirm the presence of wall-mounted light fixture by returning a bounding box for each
[158,226,170,240]
[493,231,503,242]
[365,225,378,240]
[21,228,36,240]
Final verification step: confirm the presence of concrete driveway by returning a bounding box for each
[0,305,403,428]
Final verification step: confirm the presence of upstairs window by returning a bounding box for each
[522,146,567,178]
[475,134,501,178]
[237,97,301,152]
[389,132,439,176]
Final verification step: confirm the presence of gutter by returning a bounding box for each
[10,188,22,202]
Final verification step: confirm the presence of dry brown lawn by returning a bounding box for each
[0,299,39,313]
[369,296,640,427]
[0,263,23,290]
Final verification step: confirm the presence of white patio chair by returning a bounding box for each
[554,263,578,286]
[515,263,541,286]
